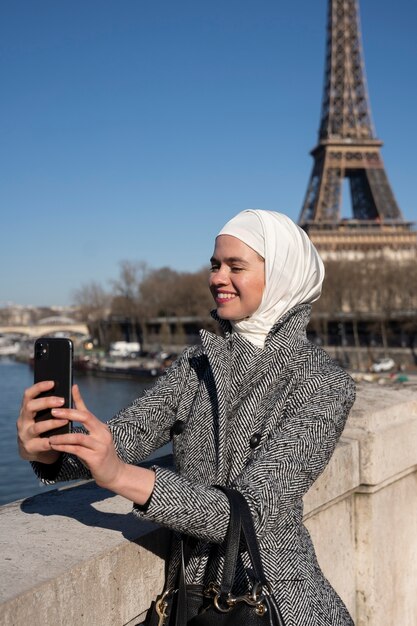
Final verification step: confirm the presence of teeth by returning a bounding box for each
[217,293,236,300]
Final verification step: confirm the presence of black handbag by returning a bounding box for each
[148,486,285,626]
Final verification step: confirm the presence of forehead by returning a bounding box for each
[212,235,263,261]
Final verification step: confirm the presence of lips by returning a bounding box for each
[215,292,237,304]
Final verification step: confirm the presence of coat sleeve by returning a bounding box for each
[31,346,197,484]
[107,345,198,463]
[133,365,355,543]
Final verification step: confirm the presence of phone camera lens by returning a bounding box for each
[35,343,48,359]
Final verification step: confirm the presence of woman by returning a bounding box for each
[17,210,355,625]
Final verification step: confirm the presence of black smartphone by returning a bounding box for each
[33,337,73,437]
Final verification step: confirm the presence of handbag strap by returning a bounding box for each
[174,486,269,625]
[216,486,242,598]
[216,486,268,590]
[175,538,188,626]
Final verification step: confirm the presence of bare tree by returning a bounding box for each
[108,261,150,343]
[138,266,213,319]
[138,267,178,318]
[72,282,111,346]
[169,268,213,317]
[110,261,148,303]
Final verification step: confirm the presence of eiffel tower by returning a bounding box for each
[299,0,416,258]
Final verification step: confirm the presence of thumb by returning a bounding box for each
[72,384,88,411]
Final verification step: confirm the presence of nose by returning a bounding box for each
[209,265,229,287]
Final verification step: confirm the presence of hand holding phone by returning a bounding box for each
[33,337,73,437]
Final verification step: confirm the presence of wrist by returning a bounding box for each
[101,463,156,506]
[96,458,127,493]
[38,451,61,465]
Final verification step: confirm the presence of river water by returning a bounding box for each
[0,358,170,506]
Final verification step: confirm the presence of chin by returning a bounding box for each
[216,308,233,320]
[216,307,244,322]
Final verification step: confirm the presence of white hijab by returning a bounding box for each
[217,209,325,348]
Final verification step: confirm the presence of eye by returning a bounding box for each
[210,264,219,272]
[231,266,244,272]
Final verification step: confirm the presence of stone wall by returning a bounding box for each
[305,383,417,625]
[1,384,416,626]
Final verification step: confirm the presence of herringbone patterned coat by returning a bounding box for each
[34,304,355,625]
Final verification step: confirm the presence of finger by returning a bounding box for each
[51,407,91,424]
[19,396,65,429]
[22,381,55,404]
[48,442,91,462]
[49,432,98,451]
[51,407,102,435]
[31,417,69,437]
[18,432,58,456]
[26,396,66,416]
[72,384,88,412]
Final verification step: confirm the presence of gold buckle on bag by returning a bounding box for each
[155,588,174,626]
[204,581,269,616]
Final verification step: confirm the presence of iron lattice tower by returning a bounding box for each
[299,0,416,257]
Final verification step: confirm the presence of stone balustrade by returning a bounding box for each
[1,384,416,626]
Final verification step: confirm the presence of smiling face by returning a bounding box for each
[209,235,265,321]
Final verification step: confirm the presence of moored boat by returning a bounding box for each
[0,338,21,357]
[74,355,165,380]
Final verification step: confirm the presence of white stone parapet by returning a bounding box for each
[1,385,416,626]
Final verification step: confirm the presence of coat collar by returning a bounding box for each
[209,303,312,351]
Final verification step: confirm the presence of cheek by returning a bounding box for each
[253,277,265,308]
[240,276,264,307]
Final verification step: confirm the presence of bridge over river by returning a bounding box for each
[0,322,89,338]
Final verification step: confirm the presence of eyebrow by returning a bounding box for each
[210,256,250,265]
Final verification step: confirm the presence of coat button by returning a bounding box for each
[171,420,185,437]
[250,433,261,448]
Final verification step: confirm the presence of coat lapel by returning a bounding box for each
[199,329,230,482]
[198,305,312,483]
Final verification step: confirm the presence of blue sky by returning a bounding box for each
[1,0,416,306]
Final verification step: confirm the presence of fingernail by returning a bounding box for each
[51,409,63,416]
[55,398,65,405]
